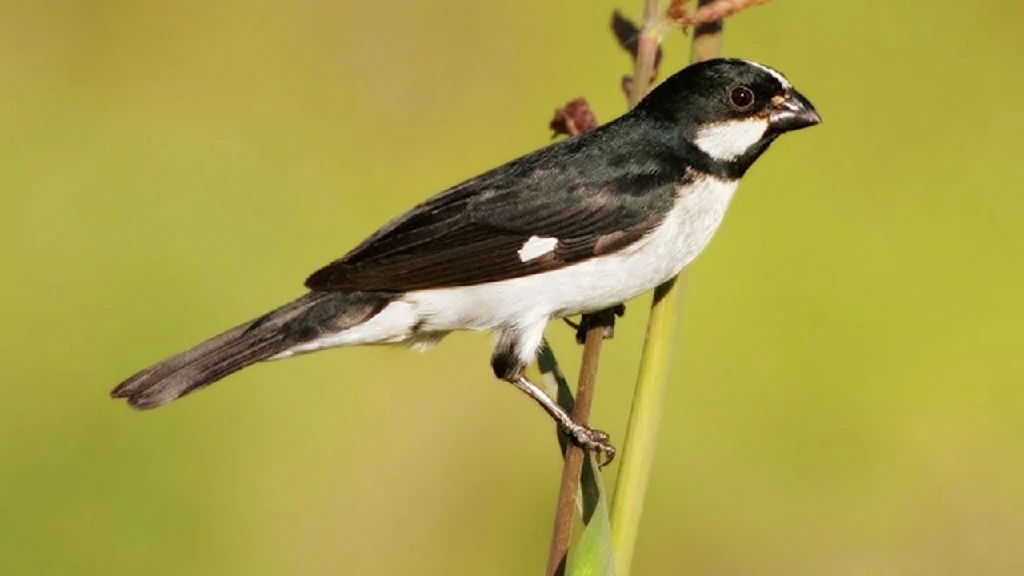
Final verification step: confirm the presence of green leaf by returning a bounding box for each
[566,455,616,576]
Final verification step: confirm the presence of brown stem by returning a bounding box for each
[545,2,665,574]
[627,0,663,109]
[544,316,612,576]
[690,0,725,63]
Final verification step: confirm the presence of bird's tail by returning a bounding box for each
[111,291,392,409]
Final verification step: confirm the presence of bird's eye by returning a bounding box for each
[729,86,755,110]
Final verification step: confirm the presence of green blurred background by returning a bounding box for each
[2,1,1023,574]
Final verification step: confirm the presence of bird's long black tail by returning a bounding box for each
[111,291,392,410]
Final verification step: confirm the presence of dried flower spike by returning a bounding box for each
[666,0,774,29]
[549,98,599,138]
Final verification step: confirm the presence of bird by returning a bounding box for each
[111,58,820,462]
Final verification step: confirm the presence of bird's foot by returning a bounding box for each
[565,305,626,344]
[564,421,616,467]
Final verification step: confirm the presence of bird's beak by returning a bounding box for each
[768,90,821,133]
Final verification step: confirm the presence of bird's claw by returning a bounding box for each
[568,423,616,468]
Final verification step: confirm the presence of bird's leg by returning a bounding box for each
[508,372,615,466]
[491,330,615,465]
[566,304,626,345]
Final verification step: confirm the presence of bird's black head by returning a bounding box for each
[635,59,820,176]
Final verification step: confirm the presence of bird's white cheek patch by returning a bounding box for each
[517,235,559,262]
[693,118,768,161]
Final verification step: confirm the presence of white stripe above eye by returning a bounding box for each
[517,235,559,262]
[693,118,768,161]
[747,61,791,89]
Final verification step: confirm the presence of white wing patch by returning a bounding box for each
[517,235,559,262]
[693,118,768,161]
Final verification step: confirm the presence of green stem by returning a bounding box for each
[608,279,682,576]
[609,2,724,573]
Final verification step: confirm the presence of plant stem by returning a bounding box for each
[545,318,611,576]
[627,0,664,109]
[689,4,724,63]
[608,280,681,576]
[609,3,724,575]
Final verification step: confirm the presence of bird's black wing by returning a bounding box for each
[306,126,686,292]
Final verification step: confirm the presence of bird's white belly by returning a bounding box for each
[409,175,738,332]
[283,175,738,353]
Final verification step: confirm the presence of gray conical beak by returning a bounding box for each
[768,90,821,133]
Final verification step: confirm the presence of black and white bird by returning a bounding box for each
[112,59,820,459]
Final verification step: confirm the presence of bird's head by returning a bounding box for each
[636,59,821,174]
